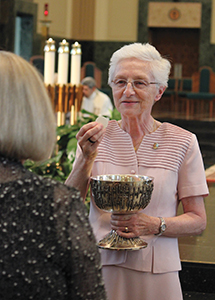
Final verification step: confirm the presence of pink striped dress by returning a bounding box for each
[75,120,209,300]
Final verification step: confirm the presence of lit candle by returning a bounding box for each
[70,41,82,85]
[57,39,69,85]
[44,38,56,85]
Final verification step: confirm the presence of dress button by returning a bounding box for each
[130,170,136,174]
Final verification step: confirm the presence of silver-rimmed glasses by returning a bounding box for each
[111,79,159,91]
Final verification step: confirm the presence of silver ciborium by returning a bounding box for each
[90,174,154,250]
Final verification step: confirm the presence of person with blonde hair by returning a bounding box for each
[0,51,106,300]
[66,43,208,300]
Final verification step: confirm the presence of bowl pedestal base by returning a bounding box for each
[97,230,147,250]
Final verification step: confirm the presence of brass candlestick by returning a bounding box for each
[45,83,83,126]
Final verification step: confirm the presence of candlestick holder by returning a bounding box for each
[46,84,83,126]
[43,38,83,125]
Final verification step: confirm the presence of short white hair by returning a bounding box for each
[108,43,171,87]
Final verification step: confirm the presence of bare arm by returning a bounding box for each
[111,195,207,238]
[65,122,105,200]
[162,195,207,237]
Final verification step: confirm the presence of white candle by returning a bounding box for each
[70,41,82,85]
[44,38,56,85]
[57,39,69,85]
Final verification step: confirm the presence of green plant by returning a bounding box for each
[24,108,120,208]
[25,111,96,179]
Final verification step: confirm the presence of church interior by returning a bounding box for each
[0,0,215,298]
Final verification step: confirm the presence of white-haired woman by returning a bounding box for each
[0,51,106,300]
[66,43,208,300]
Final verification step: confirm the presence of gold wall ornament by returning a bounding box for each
[169,8,180,21]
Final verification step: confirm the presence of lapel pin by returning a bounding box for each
[153,142,159,150]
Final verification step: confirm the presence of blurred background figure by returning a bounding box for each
[81,76,113,117]
[0,51,106,300]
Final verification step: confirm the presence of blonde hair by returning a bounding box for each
[0,51,56,161]
[108,43,171,87]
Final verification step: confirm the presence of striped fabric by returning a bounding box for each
[95,120,193,173]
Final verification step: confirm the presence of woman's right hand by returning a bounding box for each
[76,121,106,159]
[65,121,106,199]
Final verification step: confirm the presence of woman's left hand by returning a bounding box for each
[111,195,207,238]
[111,212,158,238]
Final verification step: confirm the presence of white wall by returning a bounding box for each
[33,0,73,39]
[33,0,138,42]
[95,0,138,41]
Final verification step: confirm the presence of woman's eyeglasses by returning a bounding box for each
[111,79,159,91]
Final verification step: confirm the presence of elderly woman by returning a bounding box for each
[66,43,208,300]
[0,51,106,300]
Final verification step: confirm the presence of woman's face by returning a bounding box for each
[111,58,165,118]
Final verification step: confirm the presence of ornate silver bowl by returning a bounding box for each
[90,174,154,250]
